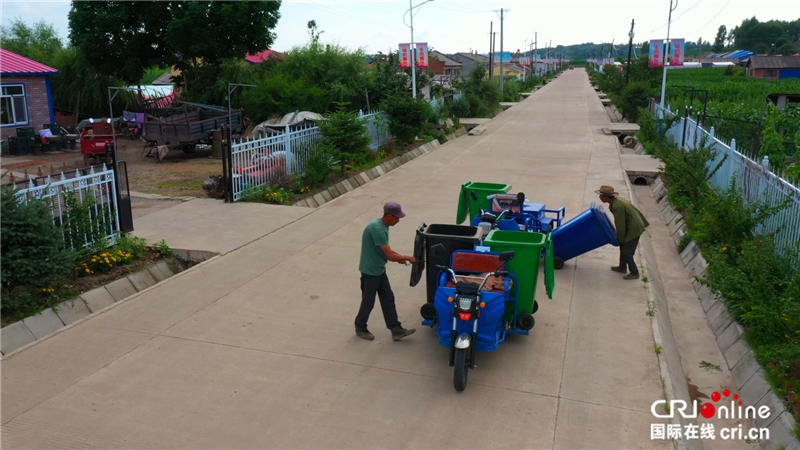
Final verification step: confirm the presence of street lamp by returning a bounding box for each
[404,0,434,100]
[228,83,256,136]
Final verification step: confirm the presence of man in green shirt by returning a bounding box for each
[597,185,650,280]
[355,202,417,341]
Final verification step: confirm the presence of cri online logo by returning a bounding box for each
[652,389,770,420]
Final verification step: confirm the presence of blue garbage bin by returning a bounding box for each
[549,202,619,269]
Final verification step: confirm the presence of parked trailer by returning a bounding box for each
[143,102,243,153]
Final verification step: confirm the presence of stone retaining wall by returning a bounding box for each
[649,177,800,450]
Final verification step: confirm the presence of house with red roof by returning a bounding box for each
[244,50,283,64]
[1,49,59,141]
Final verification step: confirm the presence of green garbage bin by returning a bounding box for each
[456,181,512,224]
[484,230,555,321]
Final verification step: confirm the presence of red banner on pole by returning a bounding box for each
[398,43,411,68]
[670,39,685,66]
[649,40,663,67]
[416,42,428,68]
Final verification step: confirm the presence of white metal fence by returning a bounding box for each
[656,104,800,255]
[9,164,120,249]
[229,112,390,201]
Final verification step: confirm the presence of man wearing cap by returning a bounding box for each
[355,202,417,341]
[597,185,649,280]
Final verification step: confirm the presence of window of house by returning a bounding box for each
[1,84,28,126]
[763,69,778,78]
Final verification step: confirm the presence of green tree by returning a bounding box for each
[381,94,431,145]
[68,1,174,87]
[1,190,76,317]
[307,20,324,44]
[317,105,371,174]
[68,1,281,90]
[713,25,727,53]
[0,19,63,65]
[242,41,372,120]
[168,1,281,93]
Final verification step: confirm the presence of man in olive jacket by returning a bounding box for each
[597,185,649,280]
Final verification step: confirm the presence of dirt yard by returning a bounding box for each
[1,138,222,198]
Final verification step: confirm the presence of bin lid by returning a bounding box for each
[591,202,619,246]
[484,230,548,247]
[456,182,470,224]
[409,227,425,287]
[544,235,555,298]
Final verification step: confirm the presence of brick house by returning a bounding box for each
[0,49,59,141]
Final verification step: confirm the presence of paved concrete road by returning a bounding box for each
[2,70,670,449]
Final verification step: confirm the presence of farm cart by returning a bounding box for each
[143,102,244,154]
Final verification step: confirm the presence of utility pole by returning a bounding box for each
[534,32,538,76]
[523,39,529,81]
[626,19,635,84]
[492,32,497,78]
[494,8,509,90]
[488,22,493,78]
[659,0,678,111]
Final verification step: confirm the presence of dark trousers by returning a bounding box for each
[355,272,401,331]
[619,236,641,276]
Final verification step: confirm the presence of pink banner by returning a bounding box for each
[398,43,411,69]
[669,39,685,66]
[649,40,663,67]
[415,42,428,68]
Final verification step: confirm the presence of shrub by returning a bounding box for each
[1,189,75,317]
[381,94,430,145]
[153,239,172,258]
[303,140,335,187]
[614,81,652,122]
[115,234,148,259]
[450,96,470,118]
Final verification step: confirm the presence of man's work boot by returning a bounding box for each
[355,328,374,340]
[611,266,627,273]
[623,274,640,280]
[391,326,416,341]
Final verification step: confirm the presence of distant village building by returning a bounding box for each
[746,55,800,79]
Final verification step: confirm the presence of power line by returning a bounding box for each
[686,1,730,34]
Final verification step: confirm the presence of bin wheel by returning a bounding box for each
[554,257,564,270]
[420,303,437,321]
[532,300,539,314]
[516,313,535,331]
[454,348,469,391]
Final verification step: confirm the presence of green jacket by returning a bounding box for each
[609,197,649,244]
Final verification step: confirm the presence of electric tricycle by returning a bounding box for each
[423,236,555,391]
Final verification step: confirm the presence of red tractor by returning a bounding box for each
[80,121,116,166]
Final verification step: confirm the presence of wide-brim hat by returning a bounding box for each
[595,185,619,197]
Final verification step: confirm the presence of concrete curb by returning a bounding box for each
[0,253,216,357]
[292,131,465,208]
[647,181,800,450]
[624,175,696,450]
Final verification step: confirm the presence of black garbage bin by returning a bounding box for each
[410,223,482,304]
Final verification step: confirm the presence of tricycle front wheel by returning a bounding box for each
[454,348,469,391]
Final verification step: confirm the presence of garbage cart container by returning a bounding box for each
[549,202,619,269]
[484,230,554,322]
[456,181,512,224]
[410,223,482,304]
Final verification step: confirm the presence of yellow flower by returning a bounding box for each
[721,247,727,251]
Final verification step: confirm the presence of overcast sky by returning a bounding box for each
[2,1,798,56]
